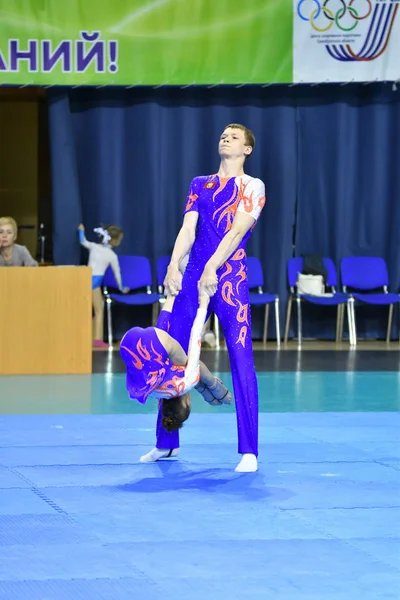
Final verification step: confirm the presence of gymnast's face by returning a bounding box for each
[0,224,16,248]
[218,127,252,160]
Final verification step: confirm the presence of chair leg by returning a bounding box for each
[263,304,270,345]
[347,298,356,347]
[351,298,357,346]
[275,298,281,348]
[156,299,163,320]
[296,296,302,348]
[106,297,113,348]
[336,304,345,343]
[284,297,293,343]
[338,303,345,342]
[386,304,394,343]
[214,313,221,350]
[347,300,353,346]
[151,302,158,326]
[335,304,341,343]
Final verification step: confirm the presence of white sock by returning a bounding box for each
[139,447,180,463]
[235,453,258,473]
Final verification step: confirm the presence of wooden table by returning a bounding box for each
[0,267,92,374]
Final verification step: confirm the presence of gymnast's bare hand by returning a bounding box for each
[164,263,182,296]
[198,265,218,298]
[77,223,85,231]
[122,287,130,294]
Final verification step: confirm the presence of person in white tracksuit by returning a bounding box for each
[78,223,129,348]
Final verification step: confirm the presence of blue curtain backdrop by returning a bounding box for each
[48,83,400,340]
[295,84,400,339]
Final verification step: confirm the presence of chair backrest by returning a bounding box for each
[341,256,389,290]
[287,257,338,288]
[157,255,171,288]
[103,255,153,290]
[247,257,264,289]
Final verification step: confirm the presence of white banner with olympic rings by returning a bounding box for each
[294,0,400,82]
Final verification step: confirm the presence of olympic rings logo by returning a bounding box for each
[297,0,373,32]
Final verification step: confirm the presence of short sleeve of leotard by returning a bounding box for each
[183,178,200,214]
[236,177,266,222]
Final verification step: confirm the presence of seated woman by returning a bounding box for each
[120,293,232,462]
[0,217,38,266]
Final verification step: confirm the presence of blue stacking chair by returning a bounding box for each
[247,257,280,346]
[103,255,161,347]
[341,256,400,344]
[284,257,355,346]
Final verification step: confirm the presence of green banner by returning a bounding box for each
[0,0,292,86]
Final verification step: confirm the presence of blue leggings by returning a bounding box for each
[155,253,259,456]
